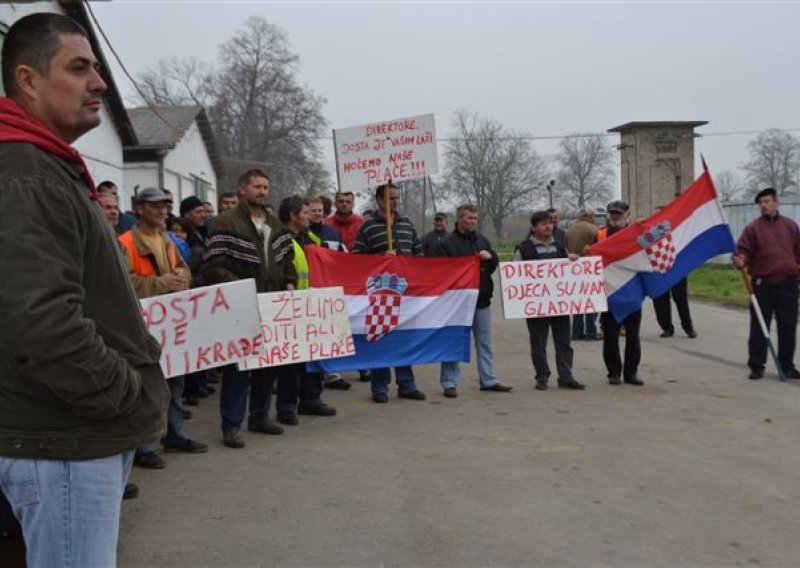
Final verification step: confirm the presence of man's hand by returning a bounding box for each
[163,270,189,292]
[568,253,579,261]
[732,253,746,269]
[478,250,492,261]
[384,250,397,256]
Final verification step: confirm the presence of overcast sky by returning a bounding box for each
[91,0,800,197]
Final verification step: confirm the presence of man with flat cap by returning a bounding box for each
[593,200,645,386]
[733,187,800,380]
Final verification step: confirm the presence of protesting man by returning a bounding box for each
[515,211,586,391]
[98,179,135,233]
[203,169,285,448]
[218,190,238,213]
[436,204,512,397]
[353,183,427,403]
[565,211,600,340]
[0,13,169,566]
[308,195,345,251]
[271,196,338,421]
[422,212,449,257]
[733,187,800,380]
[548,207,566,245]
[325,190,364,251]
[593,200,644,386]
[119,188,208,468]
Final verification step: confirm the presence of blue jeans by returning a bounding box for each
[142,375,185,452]
[371,366,418,395]
[572,313,598,339]
[220,364,275,432]
[440,305,500,389]
[0,451,133,567]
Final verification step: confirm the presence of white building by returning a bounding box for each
[123,106,222,215]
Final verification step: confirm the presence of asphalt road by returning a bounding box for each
[120,299,800,567]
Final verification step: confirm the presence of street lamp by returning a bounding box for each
[546,179,556,209]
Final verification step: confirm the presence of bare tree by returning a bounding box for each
[714,170,745,203]
[555,133,615,210]
[742,129,800,194]
[443,110,549,237]
[135,17,329,203]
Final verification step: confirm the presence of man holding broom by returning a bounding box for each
[733,187,800,380]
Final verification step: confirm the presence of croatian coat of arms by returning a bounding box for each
[364,273,408,342]
[637,221,676,274]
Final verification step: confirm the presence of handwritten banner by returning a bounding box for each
[238,287,354,370]
[333,113,438,192]
[499,256,607,319]
[140,280,262,378]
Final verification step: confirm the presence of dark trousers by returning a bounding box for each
[182,370,208,398]
[601,310,642,379]
[525,315,574,383]
[748,281,799,373]
[572,313,598,339]
[274,365,323,412]
[653,278,693,334]
[220,365,276,432]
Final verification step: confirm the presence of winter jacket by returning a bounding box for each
[325,213,364,251]
[118,225,189,298]
[0,143,170,460]
[353,213,422,256]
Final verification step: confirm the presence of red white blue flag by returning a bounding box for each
[589,170,736,322]
[305,247,479,372]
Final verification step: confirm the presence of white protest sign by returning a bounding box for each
[238,287,354,370]
[140,279,262,378]
[499,256,607,319]
[333,113,438,192]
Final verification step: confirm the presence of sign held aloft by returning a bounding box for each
[239,287,354,370]
[333,113,438,192]
[499,256,607,319]
[140,279,263,378]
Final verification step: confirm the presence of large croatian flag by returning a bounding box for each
[305,247,479,372]
[589,170,736,322]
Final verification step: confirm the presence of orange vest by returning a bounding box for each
[597,226,610,242]
[118,230,179,277]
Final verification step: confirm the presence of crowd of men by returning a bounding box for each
[2,11,800,568]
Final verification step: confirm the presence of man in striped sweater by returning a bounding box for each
[353,183,427,403]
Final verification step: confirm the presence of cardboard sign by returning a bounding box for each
[238,287,354,370]
[333,113,438,192]
[140,280,262,378]
[499,256,607,319]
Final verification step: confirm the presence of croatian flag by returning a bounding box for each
[305,247,479,372]
[589,169,736,322]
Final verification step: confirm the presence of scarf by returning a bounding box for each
[0,97,98,201]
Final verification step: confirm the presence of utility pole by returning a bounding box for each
[546,179,556,209]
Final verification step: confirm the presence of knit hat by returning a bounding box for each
[180,195,205,216]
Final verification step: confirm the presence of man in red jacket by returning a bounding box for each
[325,190,363,251]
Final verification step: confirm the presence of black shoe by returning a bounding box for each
[558,380,586,390]
[162,438,209,453]
[480,383,513,392]
[535,382,548,391]
[608,375,621,385]
[398,389,427,400]
[686,329,697,338]
[122,483,139,501]
[443,387,458,398]
[324,378,352,390]
[359,371,371,382]
[785,368,800,379]
[184,396,200,406]
[134,450,166,469]
[624,376,644,386]
[276,412,299,426]
[182,409,193,420]
[748,369,765,380]
[298,402,337,416]
[249,417,286,433]
[660,330,674,338]
[372,392,389,403]
[199,386,216,396]
[223,429,245,449]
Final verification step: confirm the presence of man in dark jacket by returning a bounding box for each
[422,212,449,256]
[515,211,586,391]
[0,14,169,566]
[436,204,512,397]
[202,169,285,448]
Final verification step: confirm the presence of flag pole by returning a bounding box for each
[739,268,785,381]
[385,179,394,253]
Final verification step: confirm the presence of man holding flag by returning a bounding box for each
[732,187,800,380]
[590,168,737,386]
